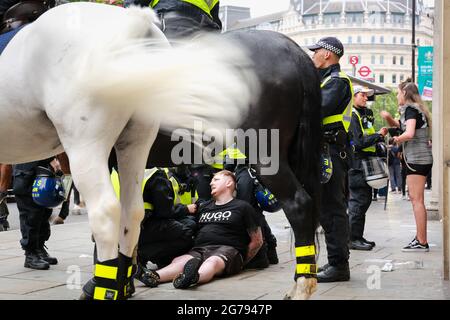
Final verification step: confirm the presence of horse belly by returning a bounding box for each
[0,108,62,164]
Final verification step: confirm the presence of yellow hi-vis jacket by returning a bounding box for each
[111,168,197,211]
[352,108,377,153]
[150,0,219,18]
[321,72,354,132]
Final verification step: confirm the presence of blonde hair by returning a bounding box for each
[398,79,432,129]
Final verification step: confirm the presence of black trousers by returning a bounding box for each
[319,144,350,266]
[16,193,52,252]
[138,217,196,268]
[348,168,372,240]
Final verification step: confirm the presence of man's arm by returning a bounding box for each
[350,113,384,151]
[244,227,263,264]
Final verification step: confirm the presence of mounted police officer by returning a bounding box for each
[308,37,352,283]
[126,0,221,40]
[348,86,387,251]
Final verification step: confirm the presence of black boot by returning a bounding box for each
[361,237,376,247]
[36,245,58,265]
[349,239,373,251]
[267,245,279,265]
[317,263,350,283]
[80,257,120,300]
[24,251,50,270]
[135,263,160,288]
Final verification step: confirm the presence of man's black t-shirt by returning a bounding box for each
[194,198,259,257]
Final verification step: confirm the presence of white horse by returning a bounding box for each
[0,2,257,299]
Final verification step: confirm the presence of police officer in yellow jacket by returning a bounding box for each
[308,37,352,283]
[126,0,221,39]
[111,167,197,287]
[348,86,387,251]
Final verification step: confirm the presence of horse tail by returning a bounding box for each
[289,52,322,230]
[79,7,259,135]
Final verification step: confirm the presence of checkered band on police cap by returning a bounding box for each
[317,40,342,56]
[308,37,344,57]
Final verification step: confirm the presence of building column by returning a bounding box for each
[434,0,450,281]
[427,0,442,220]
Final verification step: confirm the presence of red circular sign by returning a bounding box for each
[358,66,372,77]
[350,55,359,66]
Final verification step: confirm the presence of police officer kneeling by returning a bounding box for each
[348,86,387,250]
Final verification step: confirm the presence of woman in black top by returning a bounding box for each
[381,80,433,252]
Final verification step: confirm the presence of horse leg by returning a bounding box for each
[115,119,159,299]
[64,142,123,300]
[262,161,317,300]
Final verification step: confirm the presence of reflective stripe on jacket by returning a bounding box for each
[321,71,353,132]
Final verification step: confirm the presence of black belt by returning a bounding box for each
[323,130,348,146]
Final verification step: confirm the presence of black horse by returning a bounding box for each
[146,30,323,299]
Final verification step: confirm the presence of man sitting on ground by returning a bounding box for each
[139,170,263,289]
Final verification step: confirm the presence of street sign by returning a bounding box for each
[418,46,433,100]
[349,55,359,66]
[358,66,372,78]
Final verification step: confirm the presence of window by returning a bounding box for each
[380,36,384,43]
[400,74,405,82]
[357,36,362,44]
[369,12,386,25]
[348,36,352,44]
[400,37,404,44]
[393,56,397,65]
[371,55,376,64]
[400,56,404,65]
[347,13,363,24]
[371,36,376,44]
[324,13,340,26]
[393,36,397,44]
[392,13,404,25]
[380,74,385,83]
[417,38,421,46]
[379,55,384,64]
[392,74,397,84]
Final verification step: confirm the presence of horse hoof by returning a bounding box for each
[283,282,297,300]
[291,277,317,300]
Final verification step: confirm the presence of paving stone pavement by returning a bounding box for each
[0,190,449,300]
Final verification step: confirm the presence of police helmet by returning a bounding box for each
[32,166,65,208]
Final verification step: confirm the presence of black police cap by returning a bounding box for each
[308,37,344,57]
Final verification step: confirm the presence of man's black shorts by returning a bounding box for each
[187,245,244,276]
